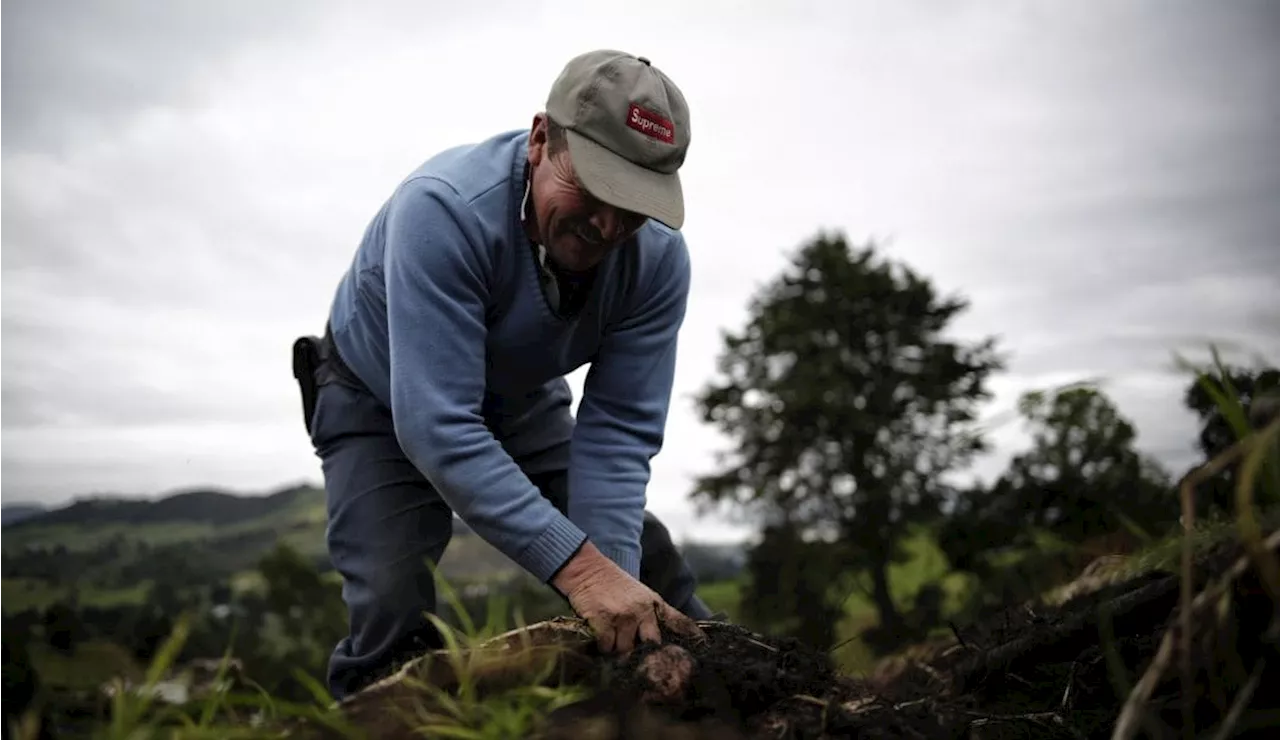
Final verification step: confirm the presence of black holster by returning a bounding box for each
[292,323,362,436]
[292,335,324,436]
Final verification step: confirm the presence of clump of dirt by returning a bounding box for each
[611,622,838,719]
[539,621,845,739]
[540,530,1280,739]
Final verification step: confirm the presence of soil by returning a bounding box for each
[536,532,1280,739]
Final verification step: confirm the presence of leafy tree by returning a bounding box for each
[940,385,1176,600]
[1180,364,1280,513]
[1007,385,1176,540]
[1185,366,1280,458]
[691,233,1003,644]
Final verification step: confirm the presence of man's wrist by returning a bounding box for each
[598,545,642,580]
[550,539,609,595]
[546,538,587,593]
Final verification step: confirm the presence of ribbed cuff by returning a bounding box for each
[600,545,641,580]
[518,514,590,584]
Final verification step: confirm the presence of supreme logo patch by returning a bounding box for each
[626,103,675,144]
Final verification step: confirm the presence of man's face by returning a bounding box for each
[527,116,648,273]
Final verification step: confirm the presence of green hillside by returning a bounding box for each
[1,485,524,614]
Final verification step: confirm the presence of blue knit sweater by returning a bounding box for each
[327,130,691,583]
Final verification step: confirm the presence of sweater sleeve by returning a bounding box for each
[382,176,588,583]
[566,235,693,578]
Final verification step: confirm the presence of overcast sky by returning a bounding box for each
[3,0,1278,543]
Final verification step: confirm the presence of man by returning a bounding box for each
[291,49,714,702]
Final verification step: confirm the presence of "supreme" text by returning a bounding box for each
[627,104,675,143]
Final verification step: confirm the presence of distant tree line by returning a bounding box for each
[3,486,319,532]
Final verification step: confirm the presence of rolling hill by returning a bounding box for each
[1,484,524,614]
[0,503,48,526]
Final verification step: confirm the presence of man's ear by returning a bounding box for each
[528,113,548,166]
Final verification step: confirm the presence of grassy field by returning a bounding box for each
[27,640,145,692]
[3,579,155,615]
[2,523,224,554]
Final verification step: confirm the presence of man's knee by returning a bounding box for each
[359,552,442,613]
[323,476,454,674]
[328,549,448,699]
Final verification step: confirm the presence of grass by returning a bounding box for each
[229,570,269,596]
[1108,351,1280,738]
[695,579,744,621]
[3,579,68,612]
[3,579,155,615]
[29,641,145,691]
[2,523,223,554]
[830,530,982,673]
[10,573,593,740]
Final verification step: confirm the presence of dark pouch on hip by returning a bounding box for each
[292,336,323,435]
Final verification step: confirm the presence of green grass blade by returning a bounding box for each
[289,667,335,709]
[1236,420,1280,600]
[1203,347,1255,444]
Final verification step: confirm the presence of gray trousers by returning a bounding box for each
[300,349,712,701]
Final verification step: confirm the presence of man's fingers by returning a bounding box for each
[596,629,615,654]
[637,604,663,645]
[569,572,705,656]
[614,611,642,654]
[591,616,617,653]
[661,605,707,641]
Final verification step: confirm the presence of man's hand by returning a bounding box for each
[552,541,704,654]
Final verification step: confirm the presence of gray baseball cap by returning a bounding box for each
[545,50,691,230]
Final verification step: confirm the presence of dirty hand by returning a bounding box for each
[552,541,704,654]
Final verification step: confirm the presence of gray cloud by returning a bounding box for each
[2,1,1277,525]
[2,0,325,152]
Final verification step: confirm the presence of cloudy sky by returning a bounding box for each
[3,0,1278,543]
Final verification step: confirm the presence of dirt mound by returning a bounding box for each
[331,529,1280,739]
[540,622,846,739]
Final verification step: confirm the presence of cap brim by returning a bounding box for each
[565,129,684,230]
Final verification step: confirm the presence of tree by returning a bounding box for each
[1185,366,1279,459]
[1180,364,1280,513]
[1007,386,1176,539]
[691,233,1003,644]
[940,385,1177,600]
